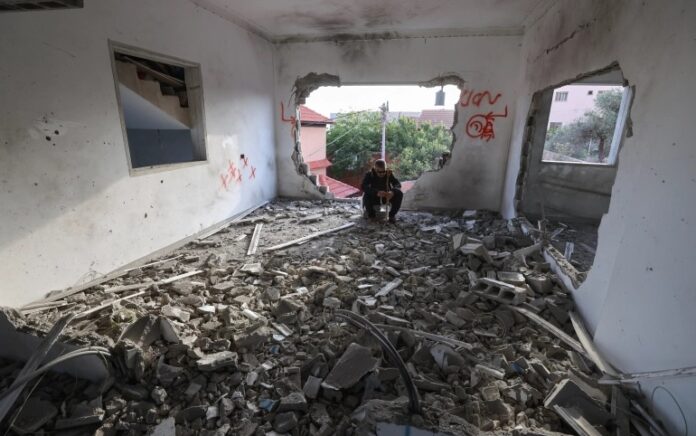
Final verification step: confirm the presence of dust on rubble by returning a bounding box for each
[1,200,609,435]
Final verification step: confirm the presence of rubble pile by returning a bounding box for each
[0,201,641,435]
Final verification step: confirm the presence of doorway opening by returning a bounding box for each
[515,64,633,277]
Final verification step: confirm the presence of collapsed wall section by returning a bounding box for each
[0,0,278,307]
[502,0,696,433]
[273,35,523,210]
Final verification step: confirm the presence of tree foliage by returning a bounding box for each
[545,89,623,163]
[325,112,452,180]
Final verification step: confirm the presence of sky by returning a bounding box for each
[304,84,461,117]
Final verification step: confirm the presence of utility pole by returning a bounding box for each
[380,101,389,160]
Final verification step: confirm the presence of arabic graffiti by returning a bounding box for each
[459,89,502,107]
[465,106,508,142]
[459,87,508,142]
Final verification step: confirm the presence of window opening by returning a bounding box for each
[301,84,460,197]
[543,83,631,165]
[0,0,82,12]
[110,43,207,172]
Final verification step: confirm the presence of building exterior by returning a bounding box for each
[299,105,360,197]
[547,84,623,129]
[299,105,333,176]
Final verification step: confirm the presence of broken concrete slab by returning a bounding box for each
[544,377,611,426]
[197,351,238,371]
[324,343,379,390]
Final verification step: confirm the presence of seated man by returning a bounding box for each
[361,159,403,223]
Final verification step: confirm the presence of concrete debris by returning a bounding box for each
[1,200,644,435]
[324,343,380,389]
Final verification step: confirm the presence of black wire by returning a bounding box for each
[335,309,421,415]
[650,385,687,436]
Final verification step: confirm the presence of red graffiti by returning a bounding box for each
[466,106,508,142]
[459,89,502,107]
[280,102,298,139]
[219,157,255,190]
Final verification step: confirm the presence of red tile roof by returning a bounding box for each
[418,109,454,128]
[300,105,333,125]
[318,174,361,198]
[400,180,416,192]
[308,159,332,170]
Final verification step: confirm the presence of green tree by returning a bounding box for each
[324,111,382,177]
[325,112,452,180]
[546,89,623,163]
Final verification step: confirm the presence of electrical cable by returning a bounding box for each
[335,309,421,415]
[650,385,687,436]
[0,348,111,404]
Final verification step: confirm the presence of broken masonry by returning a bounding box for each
[0,200,666,435]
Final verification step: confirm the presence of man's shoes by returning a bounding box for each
[388,215,397,224]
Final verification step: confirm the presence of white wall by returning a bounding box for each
[274,35,522,209]
[0,0,277,307]
[502,1,696,433]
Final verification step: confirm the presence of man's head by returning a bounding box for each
[373,159,387,176]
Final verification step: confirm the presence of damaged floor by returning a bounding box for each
[0,200,651,435]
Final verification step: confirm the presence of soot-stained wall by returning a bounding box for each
[274,35,522,210]
[502,1,696,432]
[0,0,277,307]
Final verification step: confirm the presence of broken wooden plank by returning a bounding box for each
[0,313,74,423]
[374,278,403,298]
[611,386,630,436]
[124,255,182,273]
[631,400,668,436]
[104,270,203,294]
[374,324,474,352]
[551,405,603,436]
[598,365,696,385]
[298,213,323,224]
[21,301,73,315]
[264,222,355,252]
[508,305,588,358]
[73,290,147,321]
[569,311,619,377]
[246,223,263,256]
[196,200,269,240]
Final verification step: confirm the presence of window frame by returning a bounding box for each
[554,91,568,102]
[541,84,632,167]
[108,40,208,176]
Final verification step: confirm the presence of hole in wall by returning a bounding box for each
[514,63,634,278]
[287,73,464,198]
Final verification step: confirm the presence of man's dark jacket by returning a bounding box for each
[361,170,401,196]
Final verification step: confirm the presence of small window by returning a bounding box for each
[555,91,568,102]
[110,42,207,172]
[587,90,593,95]
[543,82,632,165]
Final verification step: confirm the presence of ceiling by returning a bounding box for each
[189,0,554,42]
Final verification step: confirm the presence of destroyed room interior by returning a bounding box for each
[0,1,695,435]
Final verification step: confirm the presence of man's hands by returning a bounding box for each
[377,191,394,200]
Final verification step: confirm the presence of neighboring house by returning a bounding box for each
[417,108,455,128]
[300,105,360,198]
[299,105,332,176]
[547,84,623,128]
